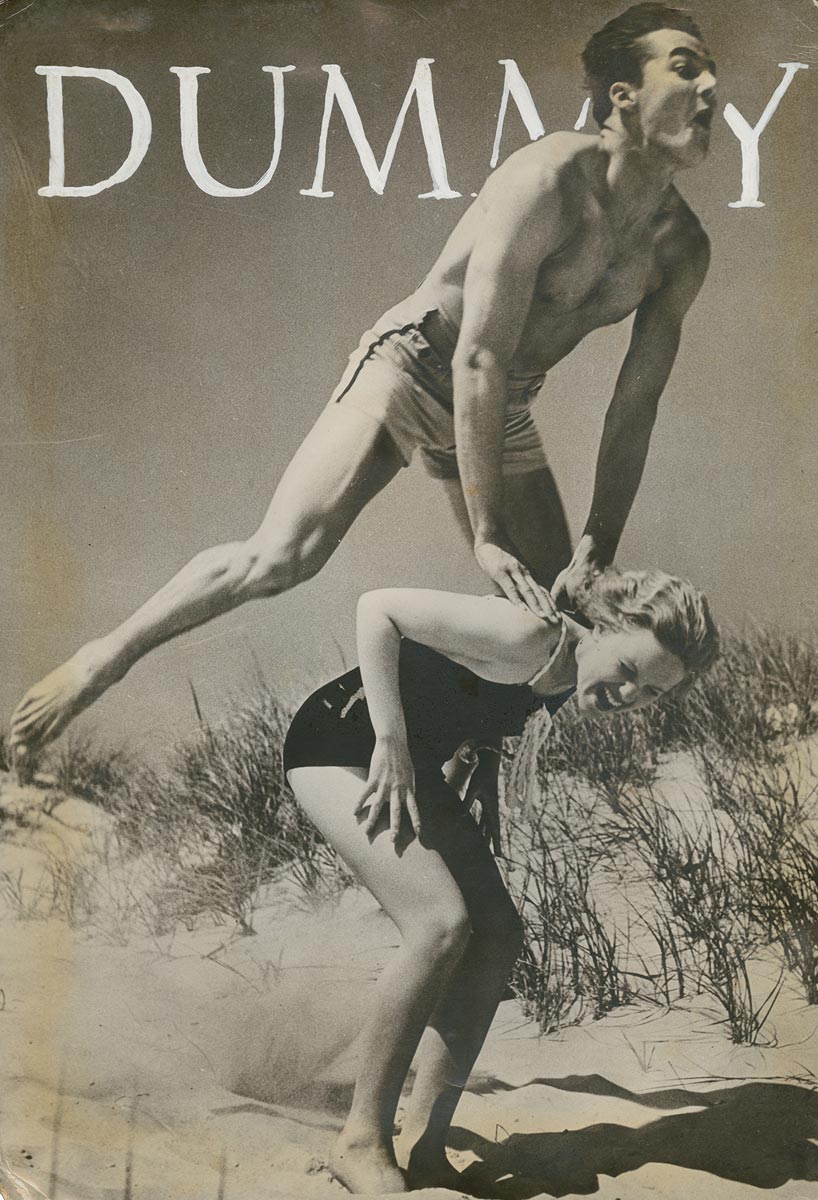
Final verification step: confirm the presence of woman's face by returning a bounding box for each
[574,625,686,716]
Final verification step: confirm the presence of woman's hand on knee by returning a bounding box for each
[355,734,420,842]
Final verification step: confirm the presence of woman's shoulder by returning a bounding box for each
[481,594,565,644]
[462,595,568,683]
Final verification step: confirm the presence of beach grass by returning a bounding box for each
[2,625,816,1042]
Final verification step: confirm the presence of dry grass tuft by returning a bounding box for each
[2,625,815,1045]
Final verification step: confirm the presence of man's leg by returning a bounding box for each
[501,466,572,588]
[10,405,404,761]
[443,465,572,588]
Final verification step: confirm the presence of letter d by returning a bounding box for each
[36,66,152,197]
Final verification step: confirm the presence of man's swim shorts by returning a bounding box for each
[328,297,549,480]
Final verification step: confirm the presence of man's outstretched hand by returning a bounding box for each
[552,559,602,610]
[475,540,560,623]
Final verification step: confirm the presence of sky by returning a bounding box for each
[1,0,816,757]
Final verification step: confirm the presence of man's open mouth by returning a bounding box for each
[595,683,617,711]
[692,108,714,130]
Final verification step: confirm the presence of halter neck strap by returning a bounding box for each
[526,618,569,687]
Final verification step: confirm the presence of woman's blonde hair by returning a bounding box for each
[577,567,720,686]
[505,568,719,819]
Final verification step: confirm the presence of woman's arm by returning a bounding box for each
[357,588,559,683]
[353,588,559,843]
[353,592,420,842]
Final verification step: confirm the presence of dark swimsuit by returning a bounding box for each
[283,638,575,778]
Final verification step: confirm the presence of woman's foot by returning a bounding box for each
[330,1134,408,1194]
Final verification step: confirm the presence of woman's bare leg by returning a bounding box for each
[287,765,478,1195]
[10,407,403,765]
[402,933,524,1187]
[398,785,525,1187]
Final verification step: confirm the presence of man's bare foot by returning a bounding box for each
[329,1134,408,1194]
[10,638,125,765]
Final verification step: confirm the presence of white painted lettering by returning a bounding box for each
[574,97,591,131]
[171,65,295,197]
[36,66,152,197]
[491,59,545,168]
[300,58,459,199]
[723,62,808,208]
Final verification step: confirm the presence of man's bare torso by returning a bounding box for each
[410,132,704,376]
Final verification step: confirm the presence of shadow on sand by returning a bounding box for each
[451,1075,818,1198]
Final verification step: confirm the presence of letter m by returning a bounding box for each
[300,58,459,199]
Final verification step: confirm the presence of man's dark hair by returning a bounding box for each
[582,4,704,127]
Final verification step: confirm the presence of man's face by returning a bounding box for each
[629,28,717,166]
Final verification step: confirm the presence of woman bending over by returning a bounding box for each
[283,570,719,1194]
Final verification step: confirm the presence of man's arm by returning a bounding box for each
[452,150,570,619]
[554,226,710,603]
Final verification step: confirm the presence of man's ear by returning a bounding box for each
[609,80,637,112]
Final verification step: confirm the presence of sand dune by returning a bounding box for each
[1,771,817,1199]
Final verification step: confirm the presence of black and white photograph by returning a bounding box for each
[1,1,817,1197]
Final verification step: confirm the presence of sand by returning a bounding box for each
[1,766,817,1200]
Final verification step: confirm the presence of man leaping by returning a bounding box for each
[11,3,716,765]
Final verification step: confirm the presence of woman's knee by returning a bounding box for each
[408,906,472,967]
